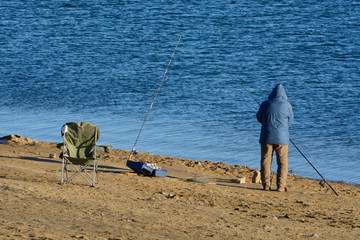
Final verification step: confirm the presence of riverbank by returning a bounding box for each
[1,135,359,239]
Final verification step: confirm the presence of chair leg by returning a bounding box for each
[61,158,66,185]
[61,157,99,186]
[93,160,96,186]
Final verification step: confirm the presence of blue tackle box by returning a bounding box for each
[126,160,167,178]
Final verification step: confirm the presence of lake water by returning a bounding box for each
[1,0,359,184]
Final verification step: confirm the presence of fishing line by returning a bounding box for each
[227,71,339,196]
[128,36,182,161]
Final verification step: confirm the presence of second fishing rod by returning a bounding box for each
[227,72,339,197]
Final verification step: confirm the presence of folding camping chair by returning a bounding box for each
[60,122,112,186]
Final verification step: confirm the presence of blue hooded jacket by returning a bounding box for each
[256,84,293,145]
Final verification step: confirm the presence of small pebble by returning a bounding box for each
[262,225,270,229]
[167,193,176,198]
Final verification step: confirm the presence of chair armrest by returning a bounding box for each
[96,144,113,153]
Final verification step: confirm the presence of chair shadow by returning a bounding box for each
[0,155,61,164]
[0,155,128,173]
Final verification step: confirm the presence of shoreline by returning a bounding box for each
[1,135,360,239]
[1,133,358,186]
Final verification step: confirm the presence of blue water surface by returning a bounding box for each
[0,0,359,184]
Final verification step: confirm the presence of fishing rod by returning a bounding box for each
[128,36,182,161]
[227,71,339,196]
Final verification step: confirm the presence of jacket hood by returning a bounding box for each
[268,84,288,101]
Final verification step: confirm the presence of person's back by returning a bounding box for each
[256,84,293,191]
[257,84,293,145]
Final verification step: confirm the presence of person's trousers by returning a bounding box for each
[260,144,288,189]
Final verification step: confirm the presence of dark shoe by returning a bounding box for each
[277,187,287,192]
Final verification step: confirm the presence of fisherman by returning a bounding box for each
[256,84,293,192]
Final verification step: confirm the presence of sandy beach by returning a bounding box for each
[0,135,359,240]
